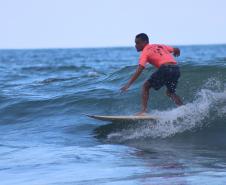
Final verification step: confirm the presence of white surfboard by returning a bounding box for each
[85,114,158,122]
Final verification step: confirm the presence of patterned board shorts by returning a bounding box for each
[147,64,180,93]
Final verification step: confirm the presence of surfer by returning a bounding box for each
[121,33,183,115]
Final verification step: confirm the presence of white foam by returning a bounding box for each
[87,71,99,77]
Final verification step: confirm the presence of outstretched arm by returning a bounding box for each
[120,65,144,92]
[173,48,180,57]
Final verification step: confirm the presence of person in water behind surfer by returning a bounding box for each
[120,33,183,115]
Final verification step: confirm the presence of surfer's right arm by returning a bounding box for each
[120,65,144,92]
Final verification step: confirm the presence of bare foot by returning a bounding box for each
[135,111,147,116]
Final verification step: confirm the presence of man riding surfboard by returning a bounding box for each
[120,33,183,115]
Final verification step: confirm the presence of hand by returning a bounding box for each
[120,84,130,93]
[173,48,180,57]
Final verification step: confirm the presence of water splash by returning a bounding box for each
[107,80,226,142]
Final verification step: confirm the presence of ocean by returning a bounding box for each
[0,45,226,185]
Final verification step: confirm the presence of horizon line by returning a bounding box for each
[0,43,226,51]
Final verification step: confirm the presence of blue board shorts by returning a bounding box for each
[147,64,180,93]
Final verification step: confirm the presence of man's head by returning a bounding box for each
[135,33,149,52]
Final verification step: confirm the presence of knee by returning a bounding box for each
[166,90,172,97]
[143,81,151,90]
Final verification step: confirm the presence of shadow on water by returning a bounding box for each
[94,121,135,139]
[93,120,158,140]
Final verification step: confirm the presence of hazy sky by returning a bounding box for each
[0,0,225,49]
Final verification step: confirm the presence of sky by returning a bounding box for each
[0,0,226,49]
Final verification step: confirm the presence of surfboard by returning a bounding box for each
[85,114,158,122]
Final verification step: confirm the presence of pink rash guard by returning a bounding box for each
[139,44,177,68]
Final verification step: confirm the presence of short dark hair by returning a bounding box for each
[136,33,149,43]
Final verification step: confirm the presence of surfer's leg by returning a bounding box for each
[136,81,152,116]
[166,90,183,106]
[164,65,183,106]
[141,81,151,112]
[138,69,163,115]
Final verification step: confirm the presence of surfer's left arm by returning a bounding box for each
[165,45,180,57]
[120,65,144,92]
[173,48,180,57]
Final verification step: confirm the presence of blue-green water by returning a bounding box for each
[0,45,226,185]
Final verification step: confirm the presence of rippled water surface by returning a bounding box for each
[0,45,226,185]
